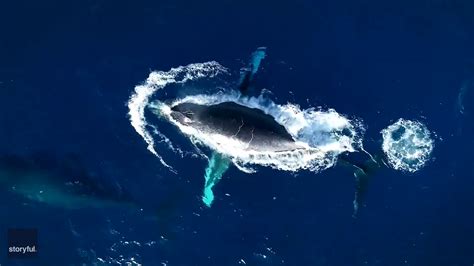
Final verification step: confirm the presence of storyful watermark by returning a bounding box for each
[7,228,38,258]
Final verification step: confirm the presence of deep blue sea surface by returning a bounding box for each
[1,0,473,265]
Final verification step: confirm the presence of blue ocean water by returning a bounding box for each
[0,0,473,265]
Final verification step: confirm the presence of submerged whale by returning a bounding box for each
[0,154,136,209]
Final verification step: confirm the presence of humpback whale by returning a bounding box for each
[170,101,303,152]
[0,153,184,239]
[0,153,137,209]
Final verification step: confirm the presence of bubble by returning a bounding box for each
[381,118,434,172]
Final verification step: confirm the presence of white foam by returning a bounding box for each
[381,118,434,172]
[127,61,227,170]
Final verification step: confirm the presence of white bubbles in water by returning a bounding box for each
[381,118,434,172]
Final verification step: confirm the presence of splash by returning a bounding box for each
[381,119,434,172]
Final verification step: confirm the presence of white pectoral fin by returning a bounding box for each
[202,152,231,207]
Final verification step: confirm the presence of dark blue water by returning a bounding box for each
[1,0,473,265]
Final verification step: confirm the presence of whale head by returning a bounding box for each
[170,102,204,125]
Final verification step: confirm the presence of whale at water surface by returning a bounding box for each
[170,101,304,153]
